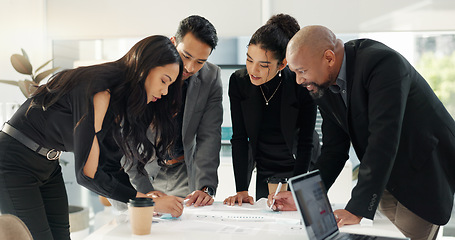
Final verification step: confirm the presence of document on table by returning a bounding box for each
[159,198,300,223]
[152,198,303,235]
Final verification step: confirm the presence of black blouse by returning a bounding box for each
[255,74,295,175]
[9,69,137,203]
[229,67,317,192]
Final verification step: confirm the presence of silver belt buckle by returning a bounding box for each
[47,149,62,160]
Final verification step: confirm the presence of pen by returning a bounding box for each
[183,198,190,206]
[269,181,282,210]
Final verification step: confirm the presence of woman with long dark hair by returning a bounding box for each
[224,14,318,204]
[0,35,184,240]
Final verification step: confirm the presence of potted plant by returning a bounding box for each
[1,49,92,237]
[0,49,59,98]
[0,49,67,167]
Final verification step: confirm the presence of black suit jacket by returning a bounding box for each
[314,39,455,225]
[229,67,317,191]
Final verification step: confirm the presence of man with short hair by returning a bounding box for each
[125,15,222,207]
[270,25,455,240]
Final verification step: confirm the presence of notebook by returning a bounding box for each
[288,170,409,240]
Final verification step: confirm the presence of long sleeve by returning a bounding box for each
[293,86,318,176]
[314,105,351,189]
[122,154,160,194]
[344,48,412,219]
[229,71,252,192]
[71,84,136,203]
[316,40,415,220]
[190,65,223,192]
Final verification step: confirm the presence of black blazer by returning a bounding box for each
[229,67,317,191]
[314,39,455,225]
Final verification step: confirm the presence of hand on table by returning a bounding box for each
[267,191,297,211]
[184,190,214,207]
[223,191,254,206]
[153,195,184,217]
[333,209,362,227]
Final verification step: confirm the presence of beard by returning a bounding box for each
[301,81,331,99]
[308,84,326,99]
[301,73,336,99]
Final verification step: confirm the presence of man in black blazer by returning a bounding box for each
[275,25,455,240]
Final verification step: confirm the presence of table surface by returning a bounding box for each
[85,200,407,240]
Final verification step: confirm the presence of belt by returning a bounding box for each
[165,155,184,165]
[1,123,62,160]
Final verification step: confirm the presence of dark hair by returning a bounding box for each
[249,13,300,63]
[31,35,183,173]
[175,15,218,50]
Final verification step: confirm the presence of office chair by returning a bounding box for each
[0,214,33,240]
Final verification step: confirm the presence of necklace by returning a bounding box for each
[259,78,283,106]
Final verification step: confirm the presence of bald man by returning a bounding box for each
[272,25,455,240]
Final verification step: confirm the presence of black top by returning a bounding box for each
[229,67,317,192]
[255,74,294,175]
[9,68,137,203]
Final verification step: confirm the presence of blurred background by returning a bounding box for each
[1,0,455,238]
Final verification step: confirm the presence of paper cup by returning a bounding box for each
[128,198,155,235]
[267,177,288,195]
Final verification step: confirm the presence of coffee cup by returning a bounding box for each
[266,177,288,195]
[128,198,155,235]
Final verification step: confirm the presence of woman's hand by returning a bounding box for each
[153,196,184,217]
[135,192,148,198]
[223,191,254,206]
[135,192,183,217]
[267,191,297,211]
[146,190,167,198]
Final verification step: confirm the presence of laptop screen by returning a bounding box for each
[289,170,339,240]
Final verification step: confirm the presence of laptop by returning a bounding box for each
[288,170,409,240]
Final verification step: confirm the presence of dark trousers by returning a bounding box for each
[255,171,291,200]
[0,133,70,240]
[255,172,270,200]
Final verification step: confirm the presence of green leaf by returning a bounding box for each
[18,80,38,98]
[0,79,20,86]
[34,67,60,84]
[21,48,29,61]
[35,59,53,74]
[11,54,33,75]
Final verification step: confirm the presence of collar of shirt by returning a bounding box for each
[329,51,347,94]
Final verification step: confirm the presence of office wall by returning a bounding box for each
[45,0,263,39]
[45,0,455,39]
[273,0,455,33]
[44,0,455,40]
[3,0,455,82]
[0,0,48,105]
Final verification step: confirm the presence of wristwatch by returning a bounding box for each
[201,186,215,197]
